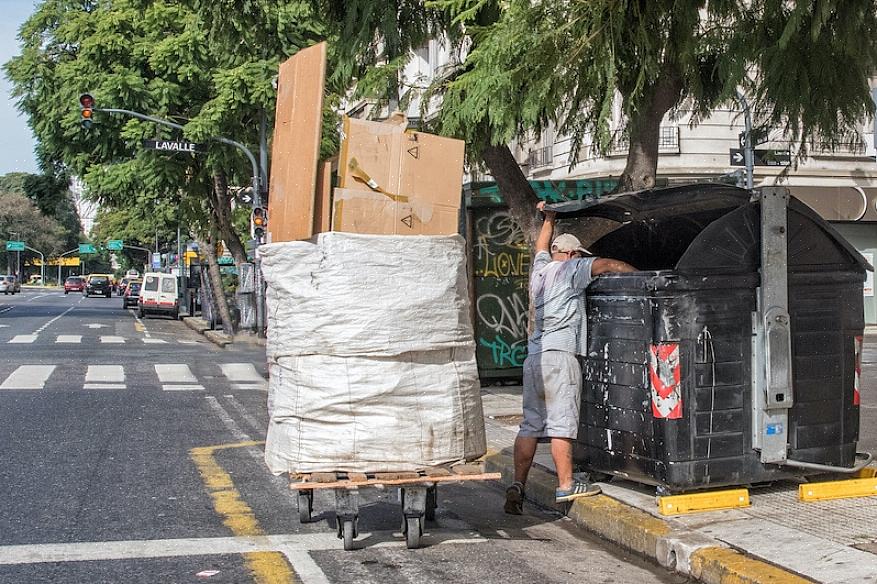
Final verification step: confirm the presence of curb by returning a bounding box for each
[182,316,210,334]
[484,451,810,584]
[204,329,233,347]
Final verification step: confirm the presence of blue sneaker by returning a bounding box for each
[555,481,601,502]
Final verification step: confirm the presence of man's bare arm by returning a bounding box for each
[535,201,555,254]
[592,258,638,275]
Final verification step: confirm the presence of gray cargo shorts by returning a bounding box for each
[519,350,582,439]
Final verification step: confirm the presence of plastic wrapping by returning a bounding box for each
[260,233,486,474]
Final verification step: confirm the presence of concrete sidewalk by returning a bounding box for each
[480,382,877,584]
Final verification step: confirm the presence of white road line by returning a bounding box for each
[0,365,56,390]
[220,363,265,383]
[8,335,37,344]
[0,532,489,566]
[222,394,264,435]
[56,335,82,343]
[142,338,166,344]
[83,384,126,390]
[233,383,268,391]
[34,305,77,334]
[162,384,205,391]
[85,365,125,384]
[205,395,250,440]
[0,307,13,314]
[280,549,332,584]
[155,364,198,383]
[100,336,125,344]
[178,340,198,344]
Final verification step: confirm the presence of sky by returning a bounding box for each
[0,1,39,176]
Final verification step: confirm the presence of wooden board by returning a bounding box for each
[267,42,326,242]
[290,471,501,491]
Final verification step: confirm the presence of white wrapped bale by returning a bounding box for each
[260,233,486,475]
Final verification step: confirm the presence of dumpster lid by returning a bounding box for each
[547,184,872,273]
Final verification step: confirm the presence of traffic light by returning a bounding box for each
[251,207,267,240]
[79,93,94,129]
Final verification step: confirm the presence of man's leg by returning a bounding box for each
[550,437,574,492]
[513,435,539,485]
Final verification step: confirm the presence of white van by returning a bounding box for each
[138,272,179,319]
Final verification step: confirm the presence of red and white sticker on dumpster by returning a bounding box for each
[649,343,682,419]
[854,335,863,406]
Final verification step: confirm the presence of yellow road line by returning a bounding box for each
[134,322,145,332]
[189,441,295,584]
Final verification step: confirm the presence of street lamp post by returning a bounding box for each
[25,246,45,286]
[57,247,79,284]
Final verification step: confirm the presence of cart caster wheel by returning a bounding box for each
[405,516,423,549]
[342,519,356,551]
[425,487,437,521]
[298,491,313,523]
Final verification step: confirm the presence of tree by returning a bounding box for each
[0,190,66,274]
[433,0,877,241]
[5,0,326,333]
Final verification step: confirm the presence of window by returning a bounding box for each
[144,275,159,292]
[161,277,176,293]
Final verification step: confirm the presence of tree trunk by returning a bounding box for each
[481,144,541,243]
[615,71,684,193]
[210,170,247,265]
[198,235,237,336]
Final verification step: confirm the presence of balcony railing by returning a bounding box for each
[578,125,680,162]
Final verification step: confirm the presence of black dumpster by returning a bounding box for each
[552,184,870,492]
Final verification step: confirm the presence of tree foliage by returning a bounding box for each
[437,0,877,194]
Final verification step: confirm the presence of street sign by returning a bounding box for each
[107,239,123,251]
[729,148,791,167]
[151,253,161,269]
[142,140,205,154]
[79,243,96,254]
[236,190,254,205]
[5,241,25,252]
[738,129,769,149]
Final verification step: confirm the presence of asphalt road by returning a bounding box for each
[0,288,686,584]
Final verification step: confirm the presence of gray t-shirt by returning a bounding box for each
[527,251,595,356]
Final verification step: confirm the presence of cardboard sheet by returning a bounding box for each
[331,187,459,236]
[336,116,465,236]
[267,42,326,242]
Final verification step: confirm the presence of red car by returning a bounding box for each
[64,276,85,294]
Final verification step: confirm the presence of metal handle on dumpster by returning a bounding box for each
[780,451,874,474]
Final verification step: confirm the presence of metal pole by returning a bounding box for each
[735,91,755,190]
[25,246,44,285]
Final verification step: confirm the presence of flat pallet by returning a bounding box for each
[290,463,501,491]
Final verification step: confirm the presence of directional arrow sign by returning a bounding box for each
[107,239,123,251]
[738,129,769,149]
[79,243,97,254]
[729,148,791,167]
[85,323,108,329]
[5,241,25,252]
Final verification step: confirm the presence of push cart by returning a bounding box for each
[290,463,501,550]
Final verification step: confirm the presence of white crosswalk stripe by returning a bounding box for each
[220,363,268,391]
[0,365,56,390]
[100,336,125,344]
[142,338,167,344]
[0,362,263,392]
[8,335,37,344]
[84,365,125,390]
[155,364,203,391]
[56,335,82,343]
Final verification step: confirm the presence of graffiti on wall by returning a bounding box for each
[473,208,531,372]
[470,178,618,206]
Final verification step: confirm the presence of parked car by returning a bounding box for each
[138,272,179,319]
[64,276,85,294]
[122,280,141,308]
[28,275,43,285]
[0,275,20,295]
[84,274,112,298]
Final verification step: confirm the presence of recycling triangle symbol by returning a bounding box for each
[401,214,414,228]
[407,146,420,159]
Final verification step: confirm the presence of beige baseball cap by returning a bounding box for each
[551,233,591,255]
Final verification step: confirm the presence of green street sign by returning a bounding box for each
[79,243,97,254]
[5,241,25,252]
[107,240,123,251]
